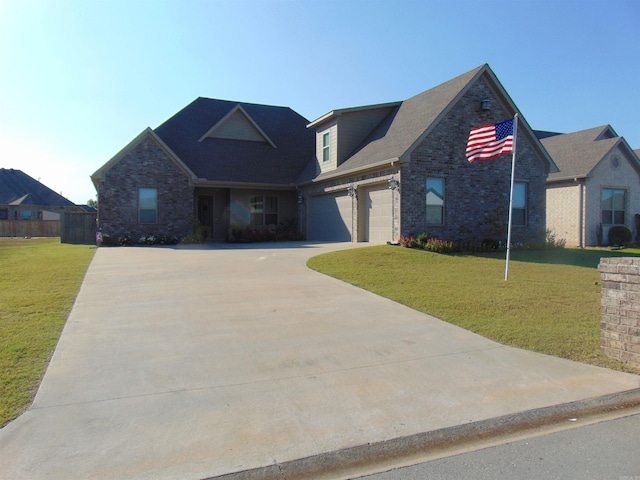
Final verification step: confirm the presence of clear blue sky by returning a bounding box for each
[1,0,638,204]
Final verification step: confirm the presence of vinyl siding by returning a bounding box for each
[335,107,396,164]
[317,122,338,174]
[207,109,267,142]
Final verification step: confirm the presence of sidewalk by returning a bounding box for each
[0,243,638,480]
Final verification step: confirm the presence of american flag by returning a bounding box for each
[466,118,514,162]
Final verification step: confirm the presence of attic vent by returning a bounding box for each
[198,105,277,147]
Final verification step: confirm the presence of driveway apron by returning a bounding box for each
[1,243,638,479]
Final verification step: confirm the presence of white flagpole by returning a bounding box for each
[504,113,518,281]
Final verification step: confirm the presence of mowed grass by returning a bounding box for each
[0,238,95,427]
[308,246,640,374]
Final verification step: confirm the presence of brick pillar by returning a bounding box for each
[598,258,640,369]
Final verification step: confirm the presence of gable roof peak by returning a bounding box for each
[197,104,277,147]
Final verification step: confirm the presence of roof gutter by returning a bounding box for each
[192,179,297,190]
[298,158,402,186]
[547,174,588,184]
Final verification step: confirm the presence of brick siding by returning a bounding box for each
[97,136,194,240]
[401,78,547,244]
[598,258,640,370]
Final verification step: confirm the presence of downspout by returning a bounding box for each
[577,179,585,248]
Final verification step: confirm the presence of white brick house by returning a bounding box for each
[540,126,640,247]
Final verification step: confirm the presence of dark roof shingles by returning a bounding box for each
[0,169,76,206]
[540,126,618,180]
[154,98,315,185]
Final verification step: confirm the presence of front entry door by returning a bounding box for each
[197,196,213,239]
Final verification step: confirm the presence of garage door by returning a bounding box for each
[363,185,393,242]
[308,192,352,241]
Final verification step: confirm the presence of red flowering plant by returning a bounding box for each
[424,238,455,253]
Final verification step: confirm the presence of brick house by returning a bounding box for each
[539,126,640,247]
[92,99,315,241]
[299,64,556,244]
[92,64,556,245]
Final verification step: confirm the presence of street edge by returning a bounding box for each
[205,387,640,480]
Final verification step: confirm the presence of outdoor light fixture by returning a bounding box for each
[388,178,399,190]
[297,194,303,204]
[347,185,356,197]
[481,99,491,110]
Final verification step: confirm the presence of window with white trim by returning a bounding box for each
[602,188,626,225]
[322,132,331,163]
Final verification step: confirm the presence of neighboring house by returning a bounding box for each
[539,126,640,247]
[299,64,556,244]
[0,168,82,221]
[92,99,315,241]
[92,64,556,245]
[0,168,86,237]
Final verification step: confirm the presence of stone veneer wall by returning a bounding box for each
[98,136,194,240]
[598,257,640,370]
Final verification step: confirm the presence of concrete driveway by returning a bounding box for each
[1,242,638,480]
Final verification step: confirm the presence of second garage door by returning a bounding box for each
[362,184,393,243]
[308,192,353,241]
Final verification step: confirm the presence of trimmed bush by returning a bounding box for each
[608,225,632,246]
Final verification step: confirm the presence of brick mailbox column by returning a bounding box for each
[598,258,640,369]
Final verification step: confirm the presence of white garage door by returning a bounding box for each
[308,192,352,241]
[364,185,393,242]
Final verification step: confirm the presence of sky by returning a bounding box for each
[1,0,639,205]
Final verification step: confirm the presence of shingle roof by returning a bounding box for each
[306,65,486,182]
[154,98,315,185]
[0,168,76,206]
[540,125,621,181]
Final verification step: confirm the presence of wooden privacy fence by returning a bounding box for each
[0,220,60,237]
[61,212,97,244]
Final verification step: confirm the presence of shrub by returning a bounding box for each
[100,233,115,246]
[398,235,414,248]
[544,229,566,249]
[416,232,429,248]
[424,238,455,254]
[181,235,201,244]
[481,238,500,251]
[608,225,632,246]
[118,234,133,246]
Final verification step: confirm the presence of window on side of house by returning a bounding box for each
[322,132,331,163]
[21,210,32,220]
[139,188,158,224]
[512,182,527,226]
[250,195,279,227]
[426,177,444,225]
[0,209,7,220]
[602,188,626,225]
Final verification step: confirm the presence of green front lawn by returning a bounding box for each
[307,246,640,374]
[0,238,95,427]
